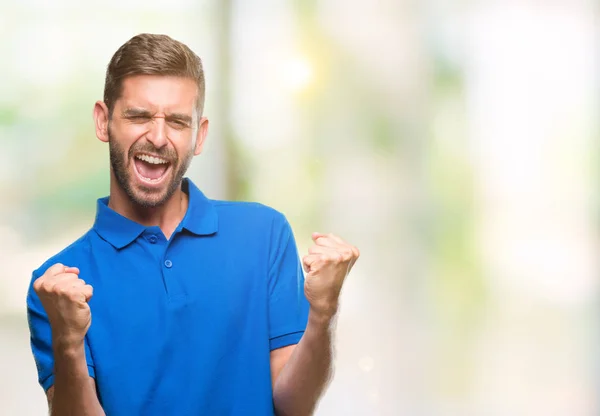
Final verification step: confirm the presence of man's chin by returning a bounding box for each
[128,187,171,208]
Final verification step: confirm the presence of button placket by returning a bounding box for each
[161,235,186,303]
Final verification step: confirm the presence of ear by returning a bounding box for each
[194,117,209,156]
[93,101,111,143]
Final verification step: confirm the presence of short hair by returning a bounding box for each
[103,33,205,117]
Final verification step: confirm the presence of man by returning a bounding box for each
[27,33,359,416]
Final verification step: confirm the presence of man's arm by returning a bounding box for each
[47,342,104,416]
[32,263,104,416]
[272,313,335,416]
[272,232,359,416]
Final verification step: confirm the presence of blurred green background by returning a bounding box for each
[1,1,599,415]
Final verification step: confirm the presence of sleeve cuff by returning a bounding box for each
[269,330,304,351]
[41,365,96,392]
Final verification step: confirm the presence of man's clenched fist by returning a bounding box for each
[33,263,93,347]
[302,233,359,321]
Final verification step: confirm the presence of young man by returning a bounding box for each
[26,34,359,416]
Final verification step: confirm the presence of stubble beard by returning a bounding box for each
[108,128,193,208]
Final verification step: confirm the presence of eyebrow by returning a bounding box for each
[122,108,192,124]
[122,108,153,118]
[165,113,193,124]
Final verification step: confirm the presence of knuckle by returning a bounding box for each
[66,291,81,302]
[55,284,69,295]
[47,263,64,275]
[42,281,56,293]
[33,278,44,292]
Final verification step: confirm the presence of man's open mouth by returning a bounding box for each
[133,153,172,184]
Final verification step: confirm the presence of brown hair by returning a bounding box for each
[103,33,205,118]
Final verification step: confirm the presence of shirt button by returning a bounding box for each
[164,259,173,268]
[149,235,157,244]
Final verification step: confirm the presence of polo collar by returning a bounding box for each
[93,178,218,249]
[179,178,219,236]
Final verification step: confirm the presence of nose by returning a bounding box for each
[145,117,168,149]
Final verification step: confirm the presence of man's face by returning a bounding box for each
[105,75,204,208]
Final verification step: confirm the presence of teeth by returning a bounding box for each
[140,176,163,183]
[136,154,168,165]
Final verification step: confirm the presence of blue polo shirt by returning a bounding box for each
[27,178,309,415]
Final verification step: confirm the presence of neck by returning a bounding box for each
[107,171,188,240]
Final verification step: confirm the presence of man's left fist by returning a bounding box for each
[302,232,360,320]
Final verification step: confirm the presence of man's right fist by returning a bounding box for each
[33,263,93,347]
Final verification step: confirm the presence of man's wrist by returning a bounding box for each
[52,333,86,358]
[53,337,90,382]
[307,307,338,331]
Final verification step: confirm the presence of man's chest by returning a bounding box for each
[78,239,269,365]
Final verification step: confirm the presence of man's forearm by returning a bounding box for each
[273,311,336,416]
[51,340,105,416]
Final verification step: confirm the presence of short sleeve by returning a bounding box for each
[267,217,310,351]
[27,269,96,392]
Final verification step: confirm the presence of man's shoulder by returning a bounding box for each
[210,199,288,224]
[31,230,95,279]
[207,199,295,244]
